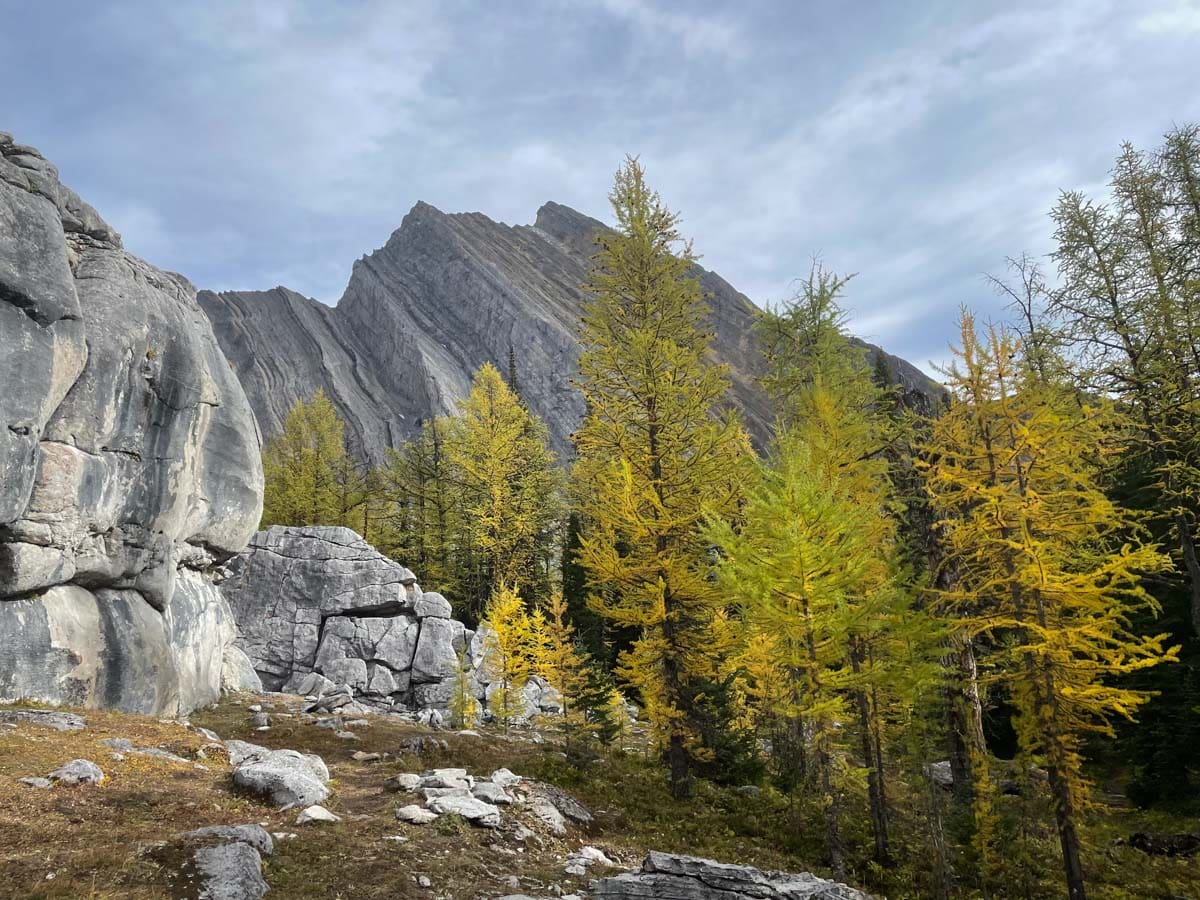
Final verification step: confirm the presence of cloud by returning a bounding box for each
[1138,0,1200,34]
[2,0,1198,375]
[594,0,746,60]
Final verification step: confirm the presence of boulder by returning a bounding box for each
[385,773,423,793]
[415,591,452,619]
[592,852,871,900]
[220,526,419,689]
[47,758,104,786]
[491,768,521,788]
[228,741,330,809]
[222,646,264,694]
[191,842,269,900]
[220,526,488,717]
[0,133,262,716]
[411,616,466,684]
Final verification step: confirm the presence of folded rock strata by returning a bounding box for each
[200,201,940,466]
[0,133,263,715]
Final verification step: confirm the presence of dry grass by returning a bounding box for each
[0,696,626,899]
[4,696,1196,899]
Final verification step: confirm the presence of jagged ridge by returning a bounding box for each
[200,200,937,464]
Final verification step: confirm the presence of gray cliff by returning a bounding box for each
[201,200,937,465]
[0,133,264,714]
[223,525,561,720]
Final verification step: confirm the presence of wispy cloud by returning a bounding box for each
[594,0,746,60]
[1,0,1197,375]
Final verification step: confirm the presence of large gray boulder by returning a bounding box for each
[0,133,263,715]
[592,852,871,900]
[221,526,472,713]
[227,739,330,809]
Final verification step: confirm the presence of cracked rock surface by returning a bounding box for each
[0,132,263,715]
[592,852,872,900]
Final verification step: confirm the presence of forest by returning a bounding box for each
[256,127,1200,900]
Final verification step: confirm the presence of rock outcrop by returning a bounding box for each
[221,526,473,714]
[200,201,938,465]
[0,133,263,715]
[593,851,871,900]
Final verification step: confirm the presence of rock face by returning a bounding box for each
[200,201,938,465]
[221,526,473,713]
[593,851,871,900]
[0,133,263,715]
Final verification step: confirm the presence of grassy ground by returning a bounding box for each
[1,695,1197,898]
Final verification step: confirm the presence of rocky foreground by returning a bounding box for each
[0,693,869,900]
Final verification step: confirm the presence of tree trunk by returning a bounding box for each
[850,645,890,865]
[1175,513,1200,637]
[1047,761,1087,900]
[816,736,847,882]
[668,731,691,799]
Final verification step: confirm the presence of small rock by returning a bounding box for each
[351,751,383,762]
[491,768,521,788]
[417,874,432,888]
[343,718,370,728]
[20,777,51,789]
[925,760,954,790]
[530,798,566,836]
[296,805,341,825]
[396,805,439,825]
[385,773,423,792]
[250,712,270,729]
[47,759,104,786]
[334,730,360,741]
[382,835,409,843]
[248,705,262,713]
[471,781,512,805]
[566,845,615,876]
[195,726,221,742]
[735,785,761,798]
[272,832,298,841]
[422,767,471,789]
[398,736,449,754]
[427,793,501,827]
[0,709,86,732]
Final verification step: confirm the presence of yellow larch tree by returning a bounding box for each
[573,157,751,799]
[448,362,562,620]
[924,310,1176,900]
[481,583,544,732]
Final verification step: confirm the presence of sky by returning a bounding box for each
[3,1,1199,375]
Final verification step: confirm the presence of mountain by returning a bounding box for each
[200,200,938,465]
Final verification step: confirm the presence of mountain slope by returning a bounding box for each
[200,201,936,464]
